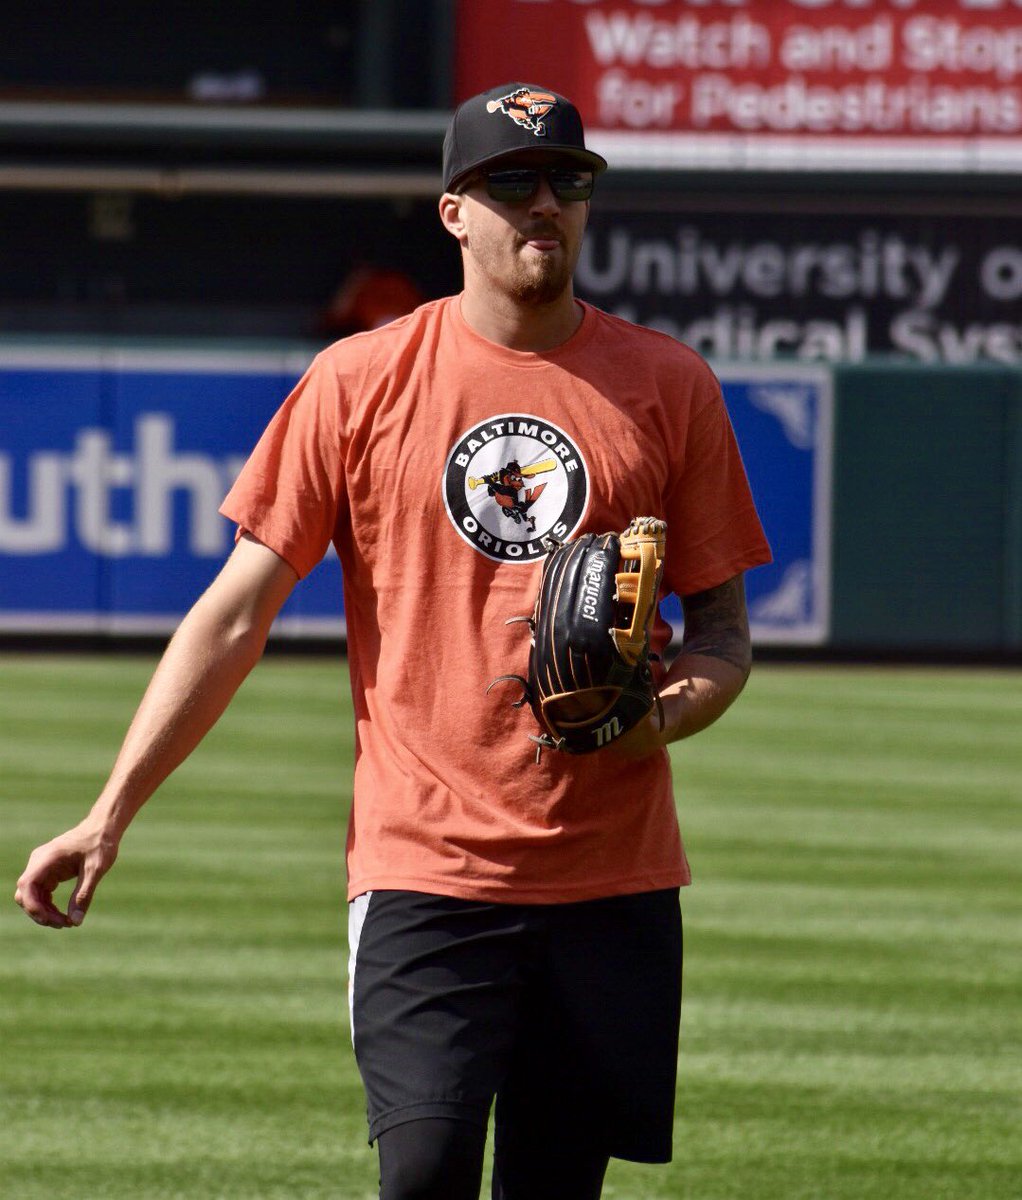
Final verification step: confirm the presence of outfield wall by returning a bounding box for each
[1,340,1019,655]
[831,363,1022,655]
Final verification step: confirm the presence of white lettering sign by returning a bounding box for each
[0,414,244,556]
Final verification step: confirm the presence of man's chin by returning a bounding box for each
[511,266,572,307]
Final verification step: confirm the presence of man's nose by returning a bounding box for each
[529,176,561,216]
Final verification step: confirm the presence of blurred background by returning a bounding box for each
[2,0,1021,659]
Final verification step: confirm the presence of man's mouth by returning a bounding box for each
[521,228,563,252]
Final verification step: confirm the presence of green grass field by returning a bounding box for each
[1,655,1019,1199]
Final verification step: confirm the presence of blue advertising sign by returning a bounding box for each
[713,363,832,646]
[0,347,830,645]
[0,346,342,637]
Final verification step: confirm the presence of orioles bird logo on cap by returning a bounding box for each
[486,88,557,137]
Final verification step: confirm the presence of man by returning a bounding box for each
[16,83,771,1198]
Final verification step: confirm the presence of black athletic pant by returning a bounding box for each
[377,1116,609,1200]
[354,889,683,1199]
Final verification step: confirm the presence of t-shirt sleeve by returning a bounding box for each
[219,351,348,579]
[662,371,772,598]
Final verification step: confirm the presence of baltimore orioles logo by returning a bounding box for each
[443,415,589,564]
[486,88,558,137]
[468,457,556,533]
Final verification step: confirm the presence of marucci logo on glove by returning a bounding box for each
[442,415,589,564]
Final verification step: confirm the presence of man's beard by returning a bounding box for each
[477,224,580,307]
[508,253,573,306]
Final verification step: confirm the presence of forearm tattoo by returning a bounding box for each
[680,575,752,676]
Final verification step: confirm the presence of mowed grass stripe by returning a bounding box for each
[1,656,1019,1199]
[1,654,369,1198]
[650,666,1021,1200]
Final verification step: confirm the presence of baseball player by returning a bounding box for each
[16,83,771,1199]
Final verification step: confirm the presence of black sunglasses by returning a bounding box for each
[467,167,595,203]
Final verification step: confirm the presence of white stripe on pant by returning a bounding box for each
[347,890,373,1048]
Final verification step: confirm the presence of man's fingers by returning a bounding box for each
[16,826,119,929]
[68,873,99,926]
[14,876,73,928]
[35,905,74,929]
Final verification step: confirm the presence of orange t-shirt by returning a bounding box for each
[221,296,771,903]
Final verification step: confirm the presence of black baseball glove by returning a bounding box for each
[490,517,667,760]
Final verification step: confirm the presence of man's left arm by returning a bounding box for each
[621,573,753,756]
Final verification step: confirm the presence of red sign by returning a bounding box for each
[455,1,1022,170]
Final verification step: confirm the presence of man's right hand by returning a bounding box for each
[14,534,299,933]
[14,820,119,929]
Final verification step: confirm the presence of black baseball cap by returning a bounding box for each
[442,82,608,193]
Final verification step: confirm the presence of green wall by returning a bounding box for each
[830,364,1022,654]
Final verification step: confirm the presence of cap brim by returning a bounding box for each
[446,145,608,193]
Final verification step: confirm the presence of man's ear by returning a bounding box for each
[438,192,468,245]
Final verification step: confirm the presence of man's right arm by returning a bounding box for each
[14,533,298,929]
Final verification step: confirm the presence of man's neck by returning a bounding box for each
[458,287,584,353]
